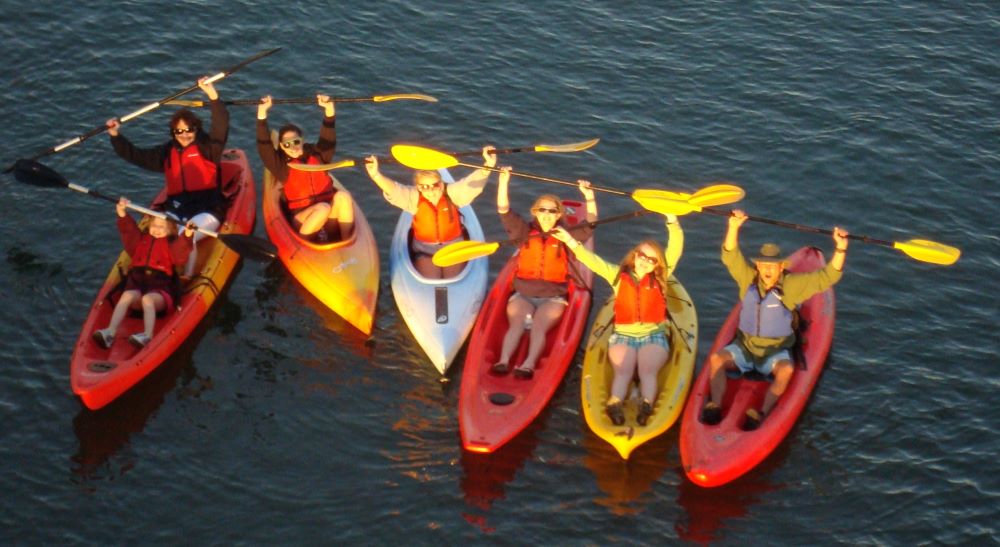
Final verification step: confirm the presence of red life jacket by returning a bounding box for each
[130,235,179,277]
[284,155,335,210]
[516,229,569,283]
[614,271,667,324]
[412,192,462,243]
[164,144,219,196]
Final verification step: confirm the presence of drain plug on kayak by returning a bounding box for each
[489,392,515,405]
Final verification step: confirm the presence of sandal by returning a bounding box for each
[490,362,510,375]
[743,408,763,431]
[128,332,152,348]
[636,399,654,426]
[701,401,722,425]
[513,365,534,379]
[605,400,625,426]
[92,328,114,350]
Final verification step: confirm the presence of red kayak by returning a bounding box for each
[459,200,594,453]
[70,149,256,410]
[680,246,835,487]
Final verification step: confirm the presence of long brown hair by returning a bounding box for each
[616,239,669,300]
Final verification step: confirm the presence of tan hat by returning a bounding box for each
[753,243,785,264]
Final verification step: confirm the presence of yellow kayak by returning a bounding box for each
[581,275,697,459]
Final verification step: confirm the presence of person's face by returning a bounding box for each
[148,217,171,238]
[280,131,304,159]
[633,244,659,277]
[414,172,444,202]
[755,260,784,288]
[532,199,562,232]
[172,120,197,147]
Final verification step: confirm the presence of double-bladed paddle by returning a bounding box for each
[3,47,281,172]
[166,93,438,107]
[11,159,277,261]
[648,199,961,266]
[430,184,746,267]
[285,138,602,172]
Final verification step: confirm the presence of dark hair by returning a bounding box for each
[169,109,203,134]
[276,123,320,161]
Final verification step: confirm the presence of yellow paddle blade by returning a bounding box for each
[534,138,600,153]
[391,145,459,170]
[432,240,500,267]
[373,93,438,102]
[688,183,745,207]
[630,189,702,215]
[893,239,961,265]
[287,159,356,172]
[166,99,205,107]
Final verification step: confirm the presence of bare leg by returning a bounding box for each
[295,202,332,236]
[607,343,637,401]
[140,292,166,337]
[637,343,670,403]
[499,296,533,365]
[519,301,566,371]
[761,360,794,415]
[414,255,443,279]
[331,191,354,240]
[708,349,736,405]
[104,290,141,334]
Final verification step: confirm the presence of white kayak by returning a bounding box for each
[389,168,489,374]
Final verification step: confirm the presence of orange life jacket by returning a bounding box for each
[284,155,335,210]
[412,192,462,243]
[164,144,219,196]
[516,229,569,283]
[130,235,179,277]
[614,271,667,324]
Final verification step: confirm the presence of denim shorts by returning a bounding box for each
[509,292,568,308]
[608,331,670,352]
[723,343,791,376]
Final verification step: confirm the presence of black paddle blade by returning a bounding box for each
[11,159,68,188]
[218,234,277,262]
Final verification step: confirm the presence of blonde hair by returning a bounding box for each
[531,194,564,215]
[413,170,441,186]
[144,215,179,238]
[617,239,669,300]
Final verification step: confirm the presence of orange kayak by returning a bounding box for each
[70,149,257,410]
[262,167,379,334]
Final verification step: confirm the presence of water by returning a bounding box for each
[2,2,997,544]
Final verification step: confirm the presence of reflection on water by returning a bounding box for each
[580,428,673,515]
[674,440,792,543]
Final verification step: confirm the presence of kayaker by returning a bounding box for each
[552,214,683,426]
[701,209,849,430]
[257,94,355,242]
[105,77,228,278]
[492,167,597,379]
[92,198,195,349]
[364,146,497,278]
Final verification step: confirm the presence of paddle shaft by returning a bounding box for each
[62,182,225,238]
[700,207,894,248]
[13,47,280,165]
[454,161,627,196]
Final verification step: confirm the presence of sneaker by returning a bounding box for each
[701,401,722,425]
[128,332,152,348]
[513,365,534,379]
[92,328,114,349]
[636,400,654,426]
[743,408,762,431]
[605,400,625,426]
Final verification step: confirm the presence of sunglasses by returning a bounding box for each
[172,127,196,135]
[532,207,560,214]
[635,250,659,265]
[417,182,442,191]
[280,138,303,149]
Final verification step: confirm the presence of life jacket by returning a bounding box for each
[614,271,667,325]
[516,228,568,283]
[412,192,462,243]
[738,281,794,338]
[164,143,219,196]
[284,155,335,210]
[130,235,179,277]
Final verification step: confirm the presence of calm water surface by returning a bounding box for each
[1,2,997,544]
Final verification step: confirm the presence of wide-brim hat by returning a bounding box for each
[753,243,786,264]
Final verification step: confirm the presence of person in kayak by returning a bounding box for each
[552,214,682,426]
[92,198,195,349]
[701,209,849,431]
[106,77,227,278]
[257,94,356,242]
[492,167,596,379]
[364,147,497,278]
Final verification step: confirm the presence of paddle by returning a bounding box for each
[387,145,745,216]
[285,138,602,172]
[3,47,281,172]
[648,200,960,266]
[166,93,439,107]
[430,183,745,267]
[11,159,277,261]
